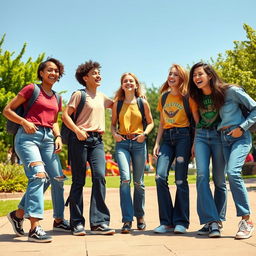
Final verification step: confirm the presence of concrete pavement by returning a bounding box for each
[0,180,256,256]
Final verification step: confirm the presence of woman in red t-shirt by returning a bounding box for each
[3,58,70,243]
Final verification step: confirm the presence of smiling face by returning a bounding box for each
[39,61,60,85]
[83,68,101,88]
[167,67,181,88]
[193,66,211,91]
[121,74,137,92]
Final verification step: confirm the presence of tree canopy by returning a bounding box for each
[213,24,256,99]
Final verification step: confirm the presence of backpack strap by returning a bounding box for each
[161,91,170,108]
[23,84,41,116]
[116,100,124,130]
[136,97,147,130]
[182,94,192,120]
[73,89,86,123]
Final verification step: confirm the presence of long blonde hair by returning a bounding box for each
[159,64,189,96]
[114,72,144,101]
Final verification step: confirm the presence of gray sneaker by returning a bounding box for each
[91,224,115,235]
[209,222,221,238]
[72,224,86,236]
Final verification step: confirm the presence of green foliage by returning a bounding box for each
[146,85,160,154]
[103,109,115,154]
[0,163,27,192]
[0,34,45,155]
[213,24,256,100]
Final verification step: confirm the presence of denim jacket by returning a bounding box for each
[218,86,256,131]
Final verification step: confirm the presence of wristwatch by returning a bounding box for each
[143,132,148,138]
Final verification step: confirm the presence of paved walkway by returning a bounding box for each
[0,180,256,256]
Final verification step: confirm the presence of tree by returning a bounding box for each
[0,34,45,160]
[213,24,256,99]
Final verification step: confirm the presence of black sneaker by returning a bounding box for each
[28,226,52,243]
[7,210,25,237]
[53,219,71,232]
[121,222,132,234]
[197,223,210,235]
[209,222,221,238]
[72,224,86,236]
[91,223,115,235]
[137,217,146,231]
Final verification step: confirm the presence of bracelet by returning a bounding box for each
[55,135,62,139]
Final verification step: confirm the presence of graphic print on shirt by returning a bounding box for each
[163,101,183,124]
[199,95,219,125]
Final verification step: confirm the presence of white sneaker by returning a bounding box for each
[235,220,254,239]
[174,225,187,234]
[154,225,174,233]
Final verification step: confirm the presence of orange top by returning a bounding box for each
[157,93,197,129]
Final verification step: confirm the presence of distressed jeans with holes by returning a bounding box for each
[115,140,146,223]
[15,126,65,220]
[156,127,191,228]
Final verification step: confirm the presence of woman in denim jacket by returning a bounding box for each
[3,58,70,243]
[218,84,256,239]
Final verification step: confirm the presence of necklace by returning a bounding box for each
[41,86,53,96]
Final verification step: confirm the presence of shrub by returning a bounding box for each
[0,163,27,192]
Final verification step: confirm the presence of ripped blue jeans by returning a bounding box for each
[15,126,65,220]
[155,127,191,228]
[115,139,146,223]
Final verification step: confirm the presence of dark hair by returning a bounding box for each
[188,62,225,109]
[37,57,64,81]
[75,60,101,87]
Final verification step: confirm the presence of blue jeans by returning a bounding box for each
[195,128,227,224]
[115,139,146,223]
[155,127,191,228]
[15,126,65,220]
[220,125,252,216]
[68,133,110,228]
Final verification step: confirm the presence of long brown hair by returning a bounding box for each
[159,64,189,96]
[188,62,226,109]
[114,72,144,101]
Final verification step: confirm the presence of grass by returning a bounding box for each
[0,200,52,217]
[64,173,196,187]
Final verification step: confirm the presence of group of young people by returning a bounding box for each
[3,58,256,243]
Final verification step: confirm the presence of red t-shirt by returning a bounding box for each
[18,84,62,128]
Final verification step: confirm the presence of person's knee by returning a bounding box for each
[28,161,47,180]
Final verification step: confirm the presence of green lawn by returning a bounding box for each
[0,200,52,217]
[64,173,197,187]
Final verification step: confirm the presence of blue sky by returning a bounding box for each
[1,0,255,100]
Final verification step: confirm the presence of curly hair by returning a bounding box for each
[75,60,101,87]
[159,64,189,96]
[114,72,145,101]
[188,62,226,109]
[37,57,64,81]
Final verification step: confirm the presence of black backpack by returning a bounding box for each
[116,97,147,130]
[161,91,195,139]
[6,84,60,135]
[61,89,86,144]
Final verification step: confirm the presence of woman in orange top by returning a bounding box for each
[111,73,154,233]
[153,64,199,234]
